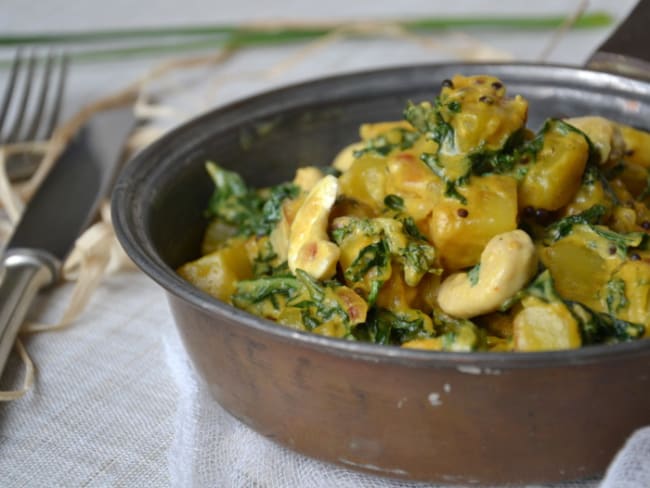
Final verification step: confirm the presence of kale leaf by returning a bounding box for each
[359,308,431,345]
[605,278,629,315]
[545,204,646,257]
[432,311,485,352]
[545,205,607,242]
[205,162,299,237]
[568,301,645,344]
[232,270,353,332]
[353,128,420,158]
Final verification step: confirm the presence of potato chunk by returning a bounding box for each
[338,155,387,212]
[540,237,612,312]
[519,121,589,210]
[332,142,365,173]
[564,116,624,165]
[442,74,528,155]
[617,123,650,168]
[514,297,581,351]
[178,237,252,302]
[385,152,441,221]
[609,260,650,330]
[428,174,518,270]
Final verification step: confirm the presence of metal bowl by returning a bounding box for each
[112,63,650,485]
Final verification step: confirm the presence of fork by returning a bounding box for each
[0,51,68,181]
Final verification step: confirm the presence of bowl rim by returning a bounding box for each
[112,61,650,369]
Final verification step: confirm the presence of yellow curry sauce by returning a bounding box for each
[178,74,650,352]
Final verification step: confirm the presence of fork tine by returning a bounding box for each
[2,51,69,181]
[42,53,68,139]
[24,52,55,142]
[6,53,36,144]
[0,51,22,142]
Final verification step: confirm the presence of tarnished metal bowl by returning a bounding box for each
[112,63,650,485]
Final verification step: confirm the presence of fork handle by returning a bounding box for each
[0,249,58,375]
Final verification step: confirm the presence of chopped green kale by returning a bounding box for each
[419,152,468,204]
[605,278,629,315]
[344,241,390,306]
[468,128,542,176]
[591,227,646,257]
[403,99,455,149]
[432,311,485,352]
[357,307,432,345]
[205,162,299,237]
[250,239,290,278]
[232,270,351,332]
[384,194,405,211]
[545,205,607,242]
[353,128,420,158]
[499,269,559,311]
[545,204,646,257]
[292,271,350,329]
[568,301,645,344]
[331,217,436,296]
[233,275,302,312]
[400,216,427,241]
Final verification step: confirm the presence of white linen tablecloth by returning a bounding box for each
[0,1,648,486]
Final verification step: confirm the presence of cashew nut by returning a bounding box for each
[288,175,340,280]
[437,230,538,319]
[270,167,330,262]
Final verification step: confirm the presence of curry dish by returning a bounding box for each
[178,74,650,352]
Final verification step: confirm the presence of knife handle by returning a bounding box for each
[0,250,59,376]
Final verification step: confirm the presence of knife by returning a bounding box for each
[0,105,135,374]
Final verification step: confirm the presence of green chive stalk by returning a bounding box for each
[0,12,613,65]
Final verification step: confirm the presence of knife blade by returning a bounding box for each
[0,105,135,374]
